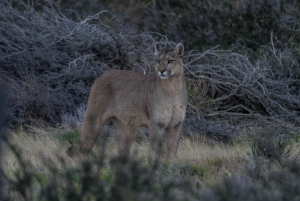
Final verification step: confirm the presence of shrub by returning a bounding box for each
[3,140,200,201]
[200,155,300,201]
[251,126,294,161]
[58,0,300,50]
[1,0,299,135]
[0,1,155,125]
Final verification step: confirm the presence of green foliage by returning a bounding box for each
[36,173,51,187]
[290,132,300,143]
[100,166,115,182]
[191,165,206,177]
[188,87,205,105]
[55,129,81,145]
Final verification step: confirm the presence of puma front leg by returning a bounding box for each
[148,121,166,160]
[166,123,183,159]
[115,119,137,158]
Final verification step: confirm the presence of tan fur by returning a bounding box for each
[67,43,187,159]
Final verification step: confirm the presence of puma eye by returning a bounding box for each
[156,59,160,63]
[168,60,174,64]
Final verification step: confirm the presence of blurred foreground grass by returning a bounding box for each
[2,126,300,200]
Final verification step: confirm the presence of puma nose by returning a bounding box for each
[158,69,167,76]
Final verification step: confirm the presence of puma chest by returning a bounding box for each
[151,98,186,128]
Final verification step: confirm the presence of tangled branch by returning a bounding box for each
[185,46,300,123]
[0,1,154,124]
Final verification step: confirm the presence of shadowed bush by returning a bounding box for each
[58,0,300,50]
[251,126,294,161]
[200,156,300,201]
[0,1,155,125]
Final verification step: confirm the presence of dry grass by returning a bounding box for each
[1,127,78,177]
[1,126,251,180]
[3,126,300,200]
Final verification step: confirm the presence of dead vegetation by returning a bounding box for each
[1,125,300,201]
[0,1,155,125]
[185,45,300,121]
[1,125,249,183]
[0,0,299,138]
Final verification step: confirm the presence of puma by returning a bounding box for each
[67,43,187,159]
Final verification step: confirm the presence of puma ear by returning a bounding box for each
[175,43,184,57]
[154,43,161,56]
